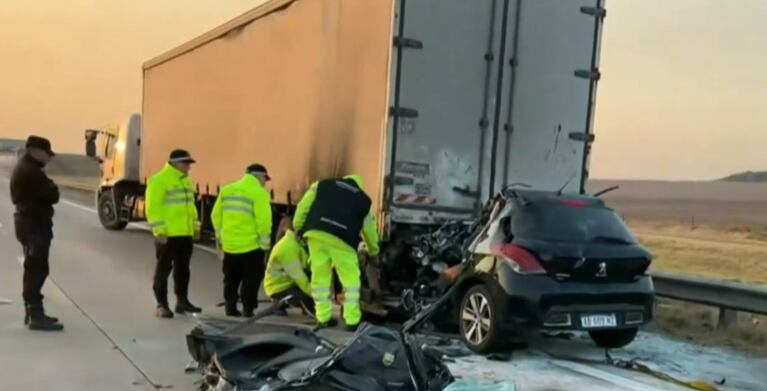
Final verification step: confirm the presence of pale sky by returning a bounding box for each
[1,0,765,180]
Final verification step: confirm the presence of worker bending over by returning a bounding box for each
[211,164,272,317]
[145,149,202,318]
[293,175,379,330]
[264,217,314,314]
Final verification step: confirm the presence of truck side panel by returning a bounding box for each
[142,0,394,210]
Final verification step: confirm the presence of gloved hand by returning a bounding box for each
[155,235,168,245]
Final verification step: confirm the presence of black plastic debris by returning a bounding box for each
[187,315,453,391]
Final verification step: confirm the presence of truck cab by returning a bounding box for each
[85,113,145,230]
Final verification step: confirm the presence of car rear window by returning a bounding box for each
[510,201,637,244]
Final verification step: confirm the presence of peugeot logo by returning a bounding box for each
[596,262,608,277]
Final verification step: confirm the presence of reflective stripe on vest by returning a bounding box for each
[222,195,255,216]
[222,204,254,215]
[164,188,193,205]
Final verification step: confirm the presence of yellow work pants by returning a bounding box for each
[307,238,361,326]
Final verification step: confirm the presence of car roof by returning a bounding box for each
[504,189,606,207]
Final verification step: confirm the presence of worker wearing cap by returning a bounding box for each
[211,164,273,317]
[293,175,380,330]
[10,136,63,331]
[145,149,202,318]
[264,217,314,314]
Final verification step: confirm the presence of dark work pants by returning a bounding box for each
[19,235,52,307]
[15,214,53,307]
[222,249,266,310]
[271,286,315,315]
[153,236,194,306]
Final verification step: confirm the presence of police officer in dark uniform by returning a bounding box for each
[10,136,63,331]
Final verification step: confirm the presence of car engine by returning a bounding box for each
[376,222,474,315]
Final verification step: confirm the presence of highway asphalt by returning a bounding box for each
[0,158,764,390]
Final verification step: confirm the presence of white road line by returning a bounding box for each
[548,359,666,391]
[60,199,97,214]
[59,199,217,255]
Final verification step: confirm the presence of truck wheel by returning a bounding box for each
[459,285,502,354]
[589,328,639,349]
[98,192,127,230]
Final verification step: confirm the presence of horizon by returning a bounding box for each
[1,0,765,181]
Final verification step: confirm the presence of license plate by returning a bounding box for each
[581,314,617,328]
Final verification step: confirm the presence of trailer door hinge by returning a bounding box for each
[569,132,596,143]
[393,36,423,49]
[389,107,419,118]
[580,6,607,18]
[574,69,601,81]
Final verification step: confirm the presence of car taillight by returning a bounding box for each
[494,244,546,275]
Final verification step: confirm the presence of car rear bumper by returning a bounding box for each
[490,270,655,331]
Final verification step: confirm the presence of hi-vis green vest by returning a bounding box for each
[211,174,272,254]
[264,230,310,297]
[145,163,200,237]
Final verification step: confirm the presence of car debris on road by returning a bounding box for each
[186,314,454,390]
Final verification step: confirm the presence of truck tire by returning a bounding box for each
[98,192,127,231]
[459,285,502,354]
[588,328,639,349]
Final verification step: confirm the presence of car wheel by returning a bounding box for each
[588,328,639,349]
[98,192,127,230]
[459,285,502,353]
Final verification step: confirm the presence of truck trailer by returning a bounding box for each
[86,0,605,320]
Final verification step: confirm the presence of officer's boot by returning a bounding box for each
[156,303,174,318]
[313,318,338,331]
[26,304,64,331]
[175,298,202,314]
[242,305,255,318]
[39,304,59,324]
[225,302,241,317]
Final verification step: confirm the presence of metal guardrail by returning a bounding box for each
[652,271,767,327]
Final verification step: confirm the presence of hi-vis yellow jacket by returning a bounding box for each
[264,230,310,296]
[145,163,200,237]
[211,174,272,254]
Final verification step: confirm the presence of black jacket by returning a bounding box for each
[10,154,59,233]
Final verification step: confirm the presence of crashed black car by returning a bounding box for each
[363,188,654,353]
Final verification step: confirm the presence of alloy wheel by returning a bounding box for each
[461,292,491,345]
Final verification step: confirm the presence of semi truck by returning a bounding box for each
[86,0,605,318]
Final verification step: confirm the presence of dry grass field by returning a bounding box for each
[588,179,767,354]
[588,179,767,283]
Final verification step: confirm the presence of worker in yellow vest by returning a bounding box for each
[145,149,202,318]
[211,164,273,317]
[293,175,379,330]
[264,217,313,314]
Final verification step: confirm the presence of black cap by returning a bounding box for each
[168,149,195,164]
[26,135,55,156]
[246,163,270,181]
